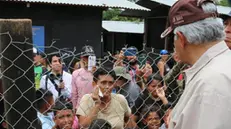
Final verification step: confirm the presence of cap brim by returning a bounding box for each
[220,13,231,21]
[117,74,132,81]
[81,53,95,57]
[160,27,173,38]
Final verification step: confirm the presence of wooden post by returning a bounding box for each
[164,17,169,50]
[143,18,148,46]
[0,19,41,129]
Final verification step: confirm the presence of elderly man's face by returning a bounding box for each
[224,18,231,49]
[174,32,187,63]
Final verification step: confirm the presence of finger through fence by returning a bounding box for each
[0,23,184,129]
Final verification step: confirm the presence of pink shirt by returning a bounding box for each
[71,68,93,109]
[72,116,79,129]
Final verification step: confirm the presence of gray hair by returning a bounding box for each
[173,2,225,44]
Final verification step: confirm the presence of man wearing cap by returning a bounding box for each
[33,47,47,90]
[221,11,231,49]
[71,45,95,110]
[161,0,231,129]
[114,66,141,107]
[115,47,139,82]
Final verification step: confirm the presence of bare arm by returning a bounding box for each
[157,61,165,77]
[78,104,100,128]
[77,87,102,128]
[114,51,124,67]
[125,114,138,128]
[71,71,79,109]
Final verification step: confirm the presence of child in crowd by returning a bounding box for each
[138,105,163,129]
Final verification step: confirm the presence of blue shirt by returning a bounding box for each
[117,81,141,107]
[37,112,55,129]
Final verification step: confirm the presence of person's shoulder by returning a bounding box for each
[41,74,48,79]
[195,68,231,95]
[72,68,85,75]
[129,82,141,92]
[114,93,126,98]
[157,60,164,65]
[81,94,92,101]
[201,64,231,81]
[113,94,127,102]
[63,71,72,77]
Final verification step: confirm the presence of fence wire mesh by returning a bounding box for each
[0,31,185,129]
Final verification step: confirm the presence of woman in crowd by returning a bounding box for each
[157,50,170,77]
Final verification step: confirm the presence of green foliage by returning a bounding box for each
[219,0,229,6]
[103,8,142,22]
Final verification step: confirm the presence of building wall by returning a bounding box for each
[134,0,173,51]
[0,2,104,57]
[146,5,170,50]
[146,17,167,50]
[103,32,143,54]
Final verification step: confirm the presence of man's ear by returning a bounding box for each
[176,31,187,49]
[92,81,97,87]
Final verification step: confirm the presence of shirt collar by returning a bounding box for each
[184,41,229,85]
[37,112,44,117]
[38,112,48,118]
[37,112,53,120]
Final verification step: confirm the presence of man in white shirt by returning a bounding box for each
[40,54,72,101]
[161,0,231,129]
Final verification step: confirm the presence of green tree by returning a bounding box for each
[219,0,229,6]
[103,8,142,22]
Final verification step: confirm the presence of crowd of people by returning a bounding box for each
[31,42,178,129]
[1,0,231,129]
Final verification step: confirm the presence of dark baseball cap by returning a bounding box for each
[161,0,218,38]
[81,45,95,57]
[220,11,231,21]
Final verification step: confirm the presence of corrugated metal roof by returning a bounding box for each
[4,0,150,11]
[217,5,231,15]
[102,21,144,34]
[151,0,176,6]
[150,0,231,15]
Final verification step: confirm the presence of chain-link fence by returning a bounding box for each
[0,20,185,129]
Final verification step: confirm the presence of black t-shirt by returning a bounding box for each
[132,90,170,127]
[137,122,149,129]
[132,90,166,116]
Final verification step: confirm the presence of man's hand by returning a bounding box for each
[156,88,168,105]
[156,88,165,99]
[118,51,125,60]
[91,86,101,105]
[91,66,97,73]
[59,82,65,89]
[136,68,144,78]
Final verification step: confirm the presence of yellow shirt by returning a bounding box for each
[77,93,131,129]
